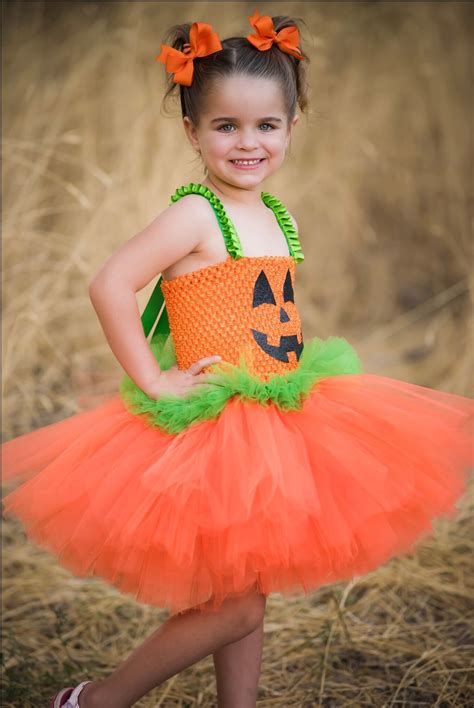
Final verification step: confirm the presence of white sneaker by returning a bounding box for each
[50,680,92,708]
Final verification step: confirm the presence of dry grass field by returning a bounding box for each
[2,2,473,706]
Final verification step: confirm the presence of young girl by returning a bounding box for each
[2,9,473,708]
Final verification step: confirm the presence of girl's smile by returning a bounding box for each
[230,157,266,169]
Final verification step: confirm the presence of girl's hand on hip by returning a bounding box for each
[145,356,222,399]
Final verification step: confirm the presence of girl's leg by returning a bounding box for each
[78,585,266,708]
[212,613,265,708]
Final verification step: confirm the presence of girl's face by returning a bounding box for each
[183,74,298,194]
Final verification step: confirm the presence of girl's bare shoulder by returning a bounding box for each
[139,190,219,252]
[166,190,219,216]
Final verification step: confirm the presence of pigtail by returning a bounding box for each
[271,15,310,114]
[160,23,192,118]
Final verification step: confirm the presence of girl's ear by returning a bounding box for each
[286,114,299,148]
[183,117,201,153]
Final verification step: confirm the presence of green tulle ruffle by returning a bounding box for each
[119,335,362,435]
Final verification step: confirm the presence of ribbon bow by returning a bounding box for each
[156,22,222,86]
[246,9,304,60]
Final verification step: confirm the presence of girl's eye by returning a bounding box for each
[217,123,276,133]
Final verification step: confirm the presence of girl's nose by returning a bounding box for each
[236,130,259,150]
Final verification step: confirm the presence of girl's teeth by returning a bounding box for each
[232,159,261,165]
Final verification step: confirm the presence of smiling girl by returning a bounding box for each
[2,9,473,708]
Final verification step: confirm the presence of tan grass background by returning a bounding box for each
[2,1,473,706]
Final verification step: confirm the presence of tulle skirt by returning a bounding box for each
[2,354,473,615]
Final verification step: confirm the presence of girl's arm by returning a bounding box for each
[88,195,215,395]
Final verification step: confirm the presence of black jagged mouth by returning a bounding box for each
[251,329,304,363]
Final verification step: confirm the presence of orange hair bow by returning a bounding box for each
[246,9,304,60]
[156,22,222,87]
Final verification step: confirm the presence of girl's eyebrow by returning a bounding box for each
[210,116,283,124]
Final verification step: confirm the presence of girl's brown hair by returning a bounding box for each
[160,15,310,125]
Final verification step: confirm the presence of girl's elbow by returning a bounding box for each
[88,271,113,302]
[88,271,134,303]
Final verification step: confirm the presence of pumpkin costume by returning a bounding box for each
[2,182,473,615]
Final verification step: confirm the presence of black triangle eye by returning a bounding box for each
[253,270,276,307]
[283,269,294,303]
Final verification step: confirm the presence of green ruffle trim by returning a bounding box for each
[169,183,305,264]
[170,183,244,259]
[261,192,305,263]
[119,334,362,435]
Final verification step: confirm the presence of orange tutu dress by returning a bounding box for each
[2,182,473,615]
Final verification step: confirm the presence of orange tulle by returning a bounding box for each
[2,373,473,615]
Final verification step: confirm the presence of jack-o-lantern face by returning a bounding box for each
[250,269,304,363]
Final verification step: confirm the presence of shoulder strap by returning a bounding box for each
[170,183,244,258]
[261,192,305,263]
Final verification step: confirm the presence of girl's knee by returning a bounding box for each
[199,584,267,635]
[233,587,267,634]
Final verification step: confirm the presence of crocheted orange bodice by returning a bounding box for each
[158,183,305,379]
